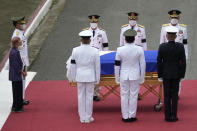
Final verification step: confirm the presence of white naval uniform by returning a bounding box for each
[83,27,109,51]
[67,44,100,121]
[115,43,146,119]
[120,24,147,50]
[160,23,188,95]
[83,27,108,97]
[160,23,188,59]
[12,28,29,99]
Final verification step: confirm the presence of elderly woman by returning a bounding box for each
[9,37,27,112]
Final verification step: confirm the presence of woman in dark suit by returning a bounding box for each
[9,37,27,112]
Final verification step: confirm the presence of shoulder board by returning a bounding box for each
[82,27,89,31]
[99,27,105,31]
[135,45,143,47]
[162,23,170,27]
[121,24,129,28]
[138,24,144,28]
[179,24,187,27]
[16,31,20,36]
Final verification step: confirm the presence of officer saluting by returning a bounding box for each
[115,29,146,122]
[120,12,147,50]
[160,10,188,95]
[157,26,186,122]
[11,16,30,105]
[67,30,100,123]
[83,15,109,101]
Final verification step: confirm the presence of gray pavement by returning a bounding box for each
[0,0,42,62]
[30,0,197,80]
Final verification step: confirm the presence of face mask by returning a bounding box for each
[90,23,98,29]
[171,18,178,25]
[21,24,27,30]
[129,20,137,26]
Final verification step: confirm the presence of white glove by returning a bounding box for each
[115,77,120,84]
[95,81,100,85]
[139,79,145,84]
[180,78,184,82]
[103,47,109,51]
[158,78,163,82]
[68,79,75,83]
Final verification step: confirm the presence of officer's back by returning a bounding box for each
[158,41,186,79]
[73,45,98,80]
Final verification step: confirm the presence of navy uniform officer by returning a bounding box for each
[67,30,100,123]
[120,12,147,50]
[82,15,109,51]
[160,10,188,59]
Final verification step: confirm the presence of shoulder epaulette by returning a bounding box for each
[121,24,129,28]
[82,27,89,31]
[99,27,105,31]
[180,24,187,27]
[135,44,143,47]
[16,31,20,36]
[162,23,170,27]
[138,24,144,28]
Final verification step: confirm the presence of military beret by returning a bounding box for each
[123,29,137,37]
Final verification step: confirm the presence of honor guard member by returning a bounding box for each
[115,29,146,122]
[160,10,188,95]
[11,16,30,105]
[67,30,100,123]
[120,12,147,50]
[157,26,186,122]
[82,15,109,51]
[83,15,109,101]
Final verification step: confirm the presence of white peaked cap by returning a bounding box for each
[166,26,179,33]
[79,30,93,37]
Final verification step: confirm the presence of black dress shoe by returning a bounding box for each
[138,94,142,100]
[165,118,172,122]
[122,118,129,122]
[12,107,24,113]
[171,116,178,122]
[128,118,137,122]
[11,107,16,112]
[23,100,30,105]
[93,96,100,101]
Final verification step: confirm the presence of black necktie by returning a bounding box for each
[93,30,95,37]
[131,26,134,29]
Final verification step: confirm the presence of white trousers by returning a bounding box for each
[22,66,28,99]
[178,81,182,95]
[120,80,140,119]
[22,79,26,99]
[77,82,94,121]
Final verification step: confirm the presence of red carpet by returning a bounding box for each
[2,80,197,131]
